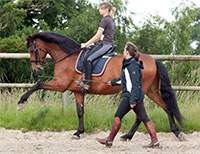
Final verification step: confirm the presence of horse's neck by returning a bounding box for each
[45,43,79,70]
[46,43,69,62]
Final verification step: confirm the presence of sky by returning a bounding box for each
[88,0,200,25]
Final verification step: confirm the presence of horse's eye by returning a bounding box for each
[30,50,34,53]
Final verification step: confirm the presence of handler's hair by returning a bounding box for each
[125,42,140,61]
[100,2,116,17]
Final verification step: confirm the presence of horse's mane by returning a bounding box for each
[31,32,81,54]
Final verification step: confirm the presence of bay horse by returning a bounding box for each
[18,32,184,140]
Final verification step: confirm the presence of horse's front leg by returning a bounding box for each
[17,82,44,110]
[17,80,68,110]
[72,92,85,139]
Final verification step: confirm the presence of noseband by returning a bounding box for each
[30,40,46,65]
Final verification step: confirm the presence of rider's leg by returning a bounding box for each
[81,45,102,90]
[87,44,112,62]
[82,44,112,90]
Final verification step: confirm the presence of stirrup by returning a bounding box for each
[75,74,84,86]
[80,81,90,90]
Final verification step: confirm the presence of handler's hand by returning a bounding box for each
[130,104,136,108]
[107,81,112,86]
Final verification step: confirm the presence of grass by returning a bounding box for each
[0,88,199,133]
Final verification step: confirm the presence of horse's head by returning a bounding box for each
[25,35,47,75]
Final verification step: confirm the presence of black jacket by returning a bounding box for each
[111,58,144,105]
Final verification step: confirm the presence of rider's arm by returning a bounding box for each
[83,29,104,47]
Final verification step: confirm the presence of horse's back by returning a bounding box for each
[88,55,123,94]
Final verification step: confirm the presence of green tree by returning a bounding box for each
[167,2,199,85]
[171,2,197,55]
[132,15,173,54]
[191,9,200,54]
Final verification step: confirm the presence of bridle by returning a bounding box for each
[29,39,81,67]
[29,40,46,65]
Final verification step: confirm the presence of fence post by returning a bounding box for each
[62,91,70,112]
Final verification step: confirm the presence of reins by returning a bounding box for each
[38,75,109,84]
[42,51,76,69]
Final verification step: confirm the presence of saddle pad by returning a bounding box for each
[75,50,112,77]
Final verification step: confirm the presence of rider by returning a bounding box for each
[80,2,116,90]
[96,42,160,148]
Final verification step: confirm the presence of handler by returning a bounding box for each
[96,42,159,148]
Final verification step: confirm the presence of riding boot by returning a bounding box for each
[120,117,142,141]
[143,121,160,148]
[81,61,92,90]
[96,117,121,147]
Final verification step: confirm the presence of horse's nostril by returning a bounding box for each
[32,69,36,74]
[32,68,42,75]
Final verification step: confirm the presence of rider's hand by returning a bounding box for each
[130,104,136,108]
[107,81,112,86]
[81,43,87,49]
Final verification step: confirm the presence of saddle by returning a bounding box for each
[75,45,117,77]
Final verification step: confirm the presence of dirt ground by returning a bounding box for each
[0,128,200,154]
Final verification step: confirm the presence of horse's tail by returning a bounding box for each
[156,60,184,125]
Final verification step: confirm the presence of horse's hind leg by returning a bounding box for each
[72,92,85,139]
[146,87,181,139]
[120,116,142,141]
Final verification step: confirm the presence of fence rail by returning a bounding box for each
[0,53,199,91]
[0,83,34,88]
[0,53,200,61]
[150,55,200,61]
[0,53,51,59]
[0,83,199,91]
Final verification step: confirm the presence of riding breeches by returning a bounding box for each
[115,97,150,122]
[84,44,113,63]
[82,43,112,86]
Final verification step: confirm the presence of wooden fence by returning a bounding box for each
[0,53,200,91]
[0,83,199,91]
[0,53,200,60]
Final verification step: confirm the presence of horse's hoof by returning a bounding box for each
[120,134,131,141]
[178,132,186,141]
[17,103,25,111]
[71,134,80,140]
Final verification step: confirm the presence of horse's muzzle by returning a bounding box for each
[32,65,44,75]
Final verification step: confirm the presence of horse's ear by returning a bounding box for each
[24,35,32,41]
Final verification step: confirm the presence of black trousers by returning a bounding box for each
[115,97,150,122]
